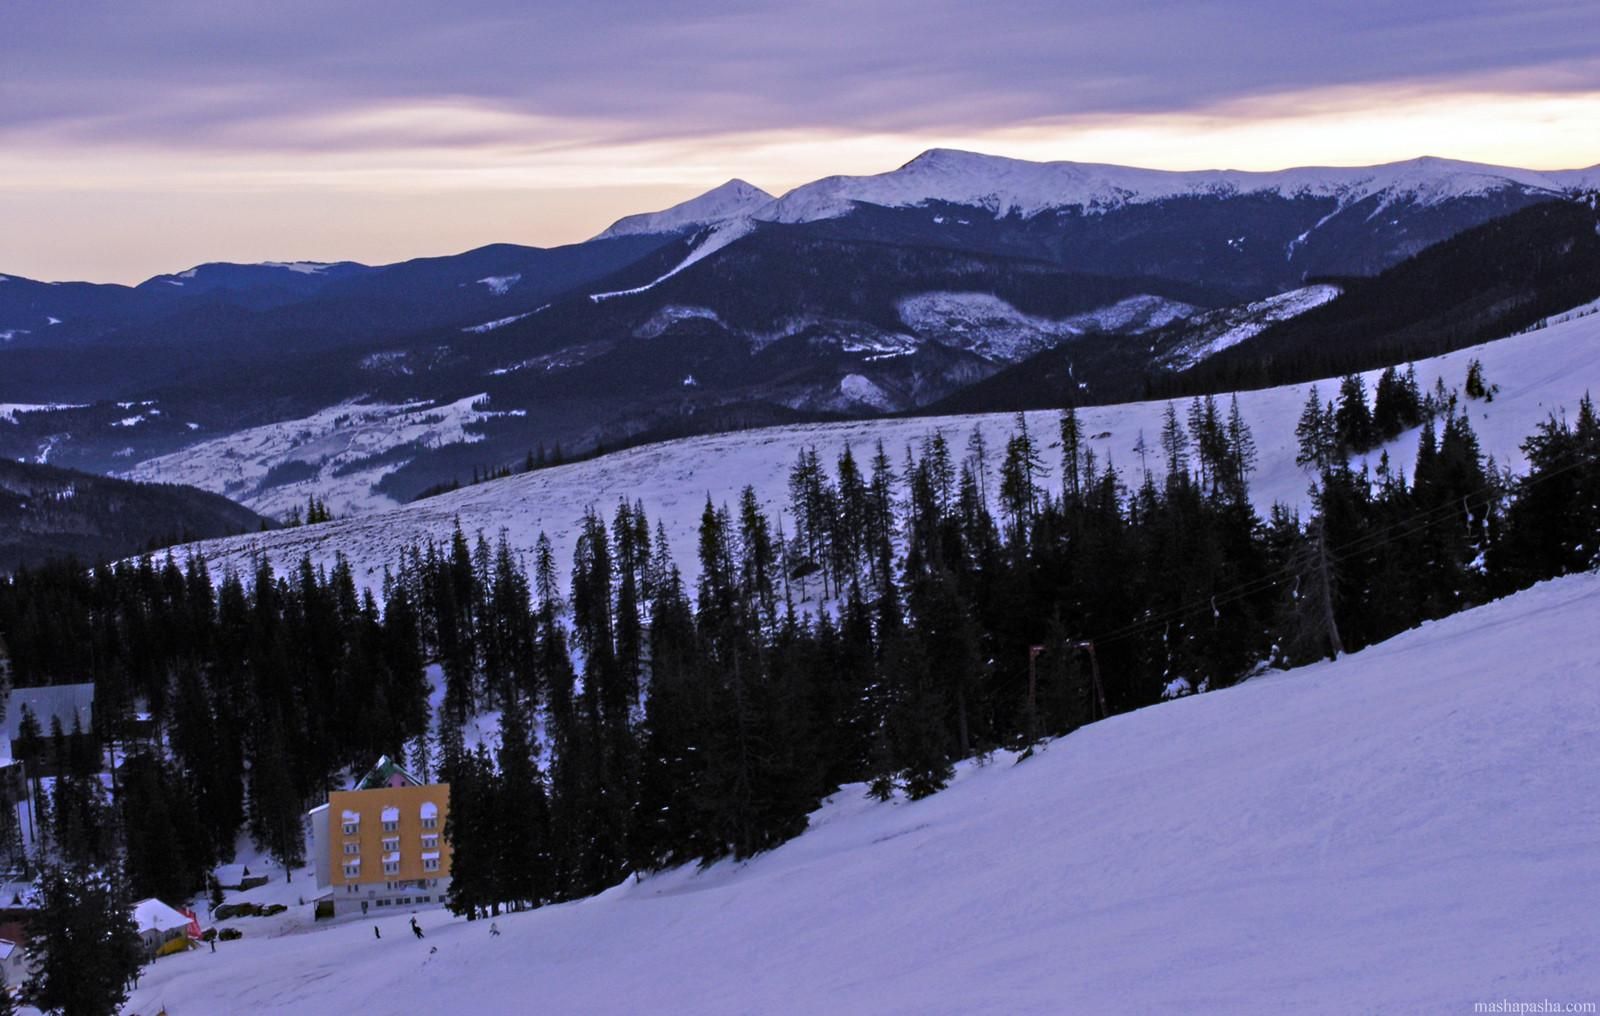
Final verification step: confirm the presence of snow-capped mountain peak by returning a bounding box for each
[595,178,776,238]
[757,149,1594,225]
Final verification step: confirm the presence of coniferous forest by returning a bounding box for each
[1,378,1597,925]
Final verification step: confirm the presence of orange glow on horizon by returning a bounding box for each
[3,83,1598,284]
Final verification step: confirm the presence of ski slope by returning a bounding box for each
[167,300,1600,597]
[124,569,1600,1015]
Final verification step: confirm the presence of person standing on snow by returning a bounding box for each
[411,916,424,940]
[490,921,501,937]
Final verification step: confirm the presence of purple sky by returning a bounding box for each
[5,0,1600,282]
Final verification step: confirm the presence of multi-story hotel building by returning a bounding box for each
[309,755,452,917]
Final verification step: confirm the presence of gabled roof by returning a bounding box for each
[131,897,191,933]
[351,754,422,791]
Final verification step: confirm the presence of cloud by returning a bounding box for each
[4,0,1600,282]
[6,0,1600,150]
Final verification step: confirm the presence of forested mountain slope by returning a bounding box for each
[0,459,269,571]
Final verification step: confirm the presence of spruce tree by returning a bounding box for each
[25,863,142,1016]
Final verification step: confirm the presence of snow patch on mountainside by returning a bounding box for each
[898,291,1083,361]
[0,403,84,423]
[634,305,726,339]
[477,274,521,296]
[838,373,894,410]
[899,291,1198,362]
[1161,284,1343,370]
[168,300,1600,597]
[463,309,540,334]
[122,394,507,520]
[125,569,1600,1015]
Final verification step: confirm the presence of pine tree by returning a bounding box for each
[1335,373,1376,452]
[1059,406,1085,506]
[25,863,143,1016]
[1465,358,1493,400]
[1223,394,1258,504]
[1295,386,1339,470]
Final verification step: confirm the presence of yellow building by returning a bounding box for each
[309,756,451,916]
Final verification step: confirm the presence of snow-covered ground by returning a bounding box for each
[167,300,1600,597]
[896,291,1198,362]
[121,394,509,521]
[1160,283,1342,370]
[125,569,1600,1015]
[0,402,85,423]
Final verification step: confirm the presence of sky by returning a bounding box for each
[4,0,1600,284]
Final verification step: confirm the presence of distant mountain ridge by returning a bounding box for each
[2,148,1597,521]
[0,458,271,572]
[595,150,1600,236]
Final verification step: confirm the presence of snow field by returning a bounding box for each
[124,569,1600,1015]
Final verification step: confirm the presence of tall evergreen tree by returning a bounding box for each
[25,863,142,1016]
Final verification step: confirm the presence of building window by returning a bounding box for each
[421,835,438,850]
[382,837,399,852]
[382,821,399,832]
[342,822,359,835]
[423,857,440,872]
[343,863,360,878]
[419,895,430,903]
[421,817,438,830]
[384,862,400,875]
[343,843,360,855]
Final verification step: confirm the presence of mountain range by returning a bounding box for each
[2,149,1597,520]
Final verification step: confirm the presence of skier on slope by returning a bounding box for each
[490,921,501,937]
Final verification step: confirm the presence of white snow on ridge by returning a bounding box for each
[587,152,1600,246]
[590,219,756,302]
[125,570,1600,1014]
[0,402,85,423]
[259,261,336,275]
[595,179,775,239]
[170,302,1600,598]
[759,150,1595,225]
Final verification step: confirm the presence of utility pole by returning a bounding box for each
[1314,517,1344,659]
[1072,640,1108,721]
[1027,645,1044,744]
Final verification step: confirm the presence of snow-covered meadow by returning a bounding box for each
[124,568,1600,1015]
[166,299,1600,597]
[121,394,511,521]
